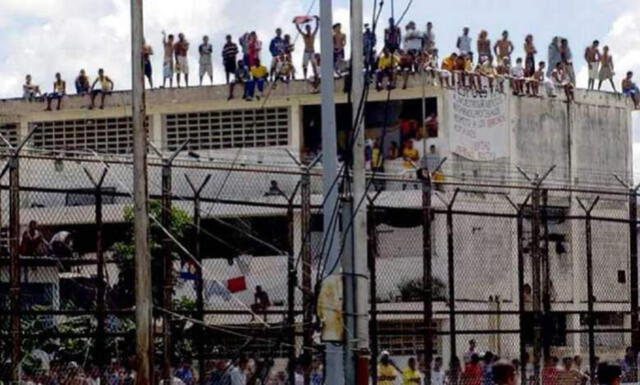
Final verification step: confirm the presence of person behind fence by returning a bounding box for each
[49,230,73,259]
[599,45,616,92]
[464,339,477,365]
[598,362,622,385]
[377,351,399,385]
[246,59,268,100]
[457,27,472,57]
[622,71,640,109]
[551,62,574,102]
[364,23,378,72]
[228,59,249,100]
[494,30,514,63]
[23,74,41,101]
[402,357,421,385]
[584,40,601,91]
[75,69,90,95]
[140,40,154,89]
[483,352,496,385]
[465,354,483,385]
[492,360,516,385]
[431,357,445,385]
[510,58,526,96]
[229,356,248,385]
[89,68,114,110]
[524,34,537,78]
[333,23,347,75]
[198,35,213,86]
[542,356,560,385]
[250,285,271,320]
[175,33,190,87]
[46,72,66,111]
[376,48,398,91]
[384,17,401,53]
[162,31,175,88]
[295,16,319,80]
[222,35,239,85]
[20,220,48,256]
[176,361,196,385]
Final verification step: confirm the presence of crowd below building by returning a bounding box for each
[18,17,640,110]
[12,338,639,385]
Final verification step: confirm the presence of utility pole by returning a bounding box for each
[131,0,153,384]
[348,0,371,384]
[319,0,344,384]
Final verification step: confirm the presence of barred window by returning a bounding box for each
[31,118,134,154]
[165,107,290,151]
[0,123,19,149]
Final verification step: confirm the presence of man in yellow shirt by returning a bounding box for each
[247,58,268,100]
[402,357,422,385]
[378,351,399,385]
[377,48,399,91]
[402,140,419,190]
[439,52,458,88]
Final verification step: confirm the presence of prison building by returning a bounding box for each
[0,77,635,362]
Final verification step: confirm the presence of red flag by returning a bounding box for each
[293,15,313,25]
[227,276,247,293]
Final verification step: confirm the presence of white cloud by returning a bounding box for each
[0,0,313,97]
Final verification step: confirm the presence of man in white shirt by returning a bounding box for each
[457,27,472,58]
[510,57,526,95]
[230,357,248,385]
[464,339,477,364]
[403,21,423,56]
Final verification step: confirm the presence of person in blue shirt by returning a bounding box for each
[269,28,286,81]
[363,23,377,73]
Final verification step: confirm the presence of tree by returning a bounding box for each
[110,201,191,309]
[397,277,448,302]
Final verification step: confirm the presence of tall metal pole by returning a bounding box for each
[446,191,460,373]
[131,0,153,383]
[349,0,371,383]
[9,153,20,385]
[367,205,379,385]
[319,0,343,383]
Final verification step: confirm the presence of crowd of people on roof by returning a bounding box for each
[19,16,640,110]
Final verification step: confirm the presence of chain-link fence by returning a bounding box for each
[0,151,638,385]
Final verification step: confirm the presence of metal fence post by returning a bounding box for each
[576,197,600,385]
[541,190,552,358]
[185,174,212,385]
[518,165,555,385]
[287,197,296,385]
[367,203,378,385]
[9,153,20,385]
[629,187,640,370]
[505,193,531,385]
[422,169,434,385]
[83,167,109,375]
[437,189,460,374]
[151,141,189,382]
[300,170,312,385]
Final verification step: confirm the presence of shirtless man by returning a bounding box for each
[174,33,190,87]
[46,73,66,111]
[493,30,514,63]
[295,16,319,79]
[333,23,347,76]
[162,31,175,88]
[584,40,601,90]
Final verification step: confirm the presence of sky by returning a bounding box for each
[0,0,639,171]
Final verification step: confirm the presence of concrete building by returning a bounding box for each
[0,77,636,361]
